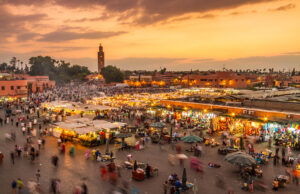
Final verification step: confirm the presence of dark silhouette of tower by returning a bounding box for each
[98,44,104,73]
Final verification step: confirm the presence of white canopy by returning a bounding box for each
[42,101,116,111]
[55,122,86,129]
[55,118,126,134]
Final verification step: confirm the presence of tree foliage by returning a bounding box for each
[28,56,91,85]
[100,65,124,83]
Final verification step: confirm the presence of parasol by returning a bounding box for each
[176,154,188,160]
[224,152,256,167]
[181,135,203,143]
[115,133,132,138]
[150,122,165,128]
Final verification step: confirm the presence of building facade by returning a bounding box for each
[0,80,28,97]
[182,72,252,88]
[0,73,55,97]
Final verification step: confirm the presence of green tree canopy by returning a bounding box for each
[28,56,91,85]
[100,65,124,83]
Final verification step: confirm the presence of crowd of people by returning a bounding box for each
[0,84,299,194]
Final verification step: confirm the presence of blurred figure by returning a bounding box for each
[168,154,175,166]
[0,152,3,164]
[163,181,168,194]
[69,145,75,156]
[73,186,81,194]
[10,151,15,165]
[215,175,225,189]
[61,143,65,154]
[11,179,17,194]
[100,165,108,180]
[36,169,41,185]
[85,149,90,160]
[50,179,57,193]
[51,155,59,167]
[81,183,88,194]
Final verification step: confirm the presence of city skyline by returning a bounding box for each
[0,0,300,71]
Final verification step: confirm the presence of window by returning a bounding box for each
[11,86,14,90]
[1,86,5,90]
[17,86,21,89]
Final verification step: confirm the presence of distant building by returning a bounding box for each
[0,79,27,97]
[153,72,177,85]
[129,75,152,82]
[97,44,105,74]
[182,72,252,88]
[289,75,300,87]
[0,73,55,98]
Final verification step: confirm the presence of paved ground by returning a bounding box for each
[0,112,299,194]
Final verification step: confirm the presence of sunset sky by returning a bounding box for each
[0,0,299,71]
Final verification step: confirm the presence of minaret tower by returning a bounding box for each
[98,44,104,74]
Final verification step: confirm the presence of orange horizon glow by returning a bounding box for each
[0,0,299,71]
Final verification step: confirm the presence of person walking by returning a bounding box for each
[42,138,45,148]
[0,152,3,164]
[36,169,41,185]
[146,164,151,178]
[61,143,65,154]
[17,178,23,191]
[81,183,88,194]
[163,181,168,194]
[85,149,90,160]
[249,177,254,192]
[38,138,42,150]
[11,180,17,194]
[10,151,15,165]
[70,145,75,156]
[22,126,26,136]
[50,179,57,194]
[52,155,59,167]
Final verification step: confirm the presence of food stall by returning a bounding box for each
[53,118,126,147]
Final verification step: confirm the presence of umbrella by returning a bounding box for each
[176,154,188,160]
[224,152,256,167]
[182,168,187,190]
[181,135,203,143]
[115,133,132,138]
[150,122,165,128]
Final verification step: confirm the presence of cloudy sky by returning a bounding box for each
[0,0,299,71]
